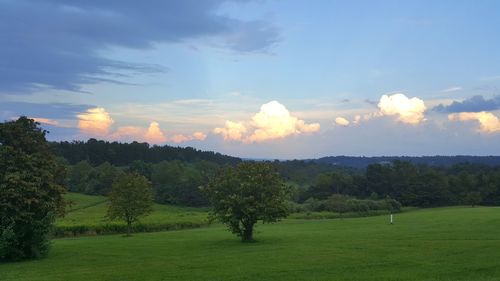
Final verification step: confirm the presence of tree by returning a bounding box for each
[0,117,66,261]
[464,191,482,207]
[107,173,153,236]
[325,194,350,217]
[202,163,289,242]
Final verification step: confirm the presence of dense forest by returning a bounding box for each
[51,139,241,166]
[315,156,500,168]
[53,140,500,209]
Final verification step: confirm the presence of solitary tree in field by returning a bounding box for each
[0,117,66,261]
[465,191,482,208]
[202,162,289,242]
[107,173,153,236]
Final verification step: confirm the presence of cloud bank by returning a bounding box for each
[77,107,206,144]
[434,95,500,113]
[0,0,279,93]
[214,101,320,143]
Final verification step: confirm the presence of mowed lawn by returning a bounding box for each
[2,207,500,281]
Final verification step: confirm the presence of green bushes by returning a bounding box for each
[53,221,210,237]
[295,195,401,215]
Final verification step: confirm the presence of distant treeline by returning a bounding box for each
[51,139,241,166]
[300,161,500,207]
[64,159,221,206]
[315,156,500,168]
[51,139,500,208]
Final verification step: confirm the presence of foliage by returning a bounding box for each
[0,117,66,261]
[299,195,401,215]
[107,173,154,235]
[464,191,482,207]
[203,162,289,242]
[51,139,241,166]
[305,160,500,208]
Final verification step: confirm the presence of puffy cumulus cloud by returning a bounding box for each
[335,117,350,126]
[213,121,248,141]
[192,132,208,141]
[144,122,168,144]
[448,112,500,133]
[112,122,207,144]
[214,101,320,143]
[378,93,426,124]
[76,108,205,144]
[77,107,114,136]
[170,132,207,143]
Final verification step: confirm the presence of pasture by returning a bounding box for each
[2,206,500,281]
[55,193,209,236]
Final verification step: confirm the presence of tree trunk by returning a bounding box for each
[126,220,132,236]
[241,222,254,242]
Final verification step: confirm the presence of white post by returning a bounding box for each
[390,214,393,224]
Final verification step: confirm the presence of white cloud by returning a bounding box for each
[441,86,462,93]
[214,101,320,143]
[144,122,168,143]
[213,121,248,141]
[77,107,114,136]
[335,117,350,126]
[448,111,500,133]
[77,107,206,144]
[378,93,426,124]
[170,132,207,143]
[111,122,167,144]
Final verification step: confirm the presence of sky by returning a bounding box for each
[1,0,500,159]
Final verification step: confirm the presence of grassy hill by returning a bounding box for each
[55,193,209,236]
[3,206,500,280]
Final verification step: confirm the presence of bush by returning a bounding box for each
[53,221,210,237]
[294,195,402,216]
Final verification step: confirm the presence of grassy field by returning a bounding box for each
[2,206,500,280]
[55,193,209,236]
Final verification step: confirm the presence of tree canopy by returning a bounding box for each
[0,117,66,261]
[203,162,289,242]
[107,173,154,235]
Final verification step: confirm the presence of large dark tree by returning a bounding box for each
[0,117,66,261]
[203,162,289,242]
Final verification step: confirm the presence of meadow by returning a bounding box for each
[55,193,209,236]
[2,206,500,281]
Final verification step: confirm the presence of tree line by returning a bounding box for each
[51,139,241,166]
[300,160,500,208]
[64,159,222,206]
[63,157,500,209]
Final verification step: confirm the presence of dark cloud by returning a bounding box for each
[433,95,500,113]
[0,0,279,93]
[0,102,94,120]
[364,99,378,106]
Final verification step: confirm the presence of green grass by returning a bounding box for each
[56,193,209,236]
[3,206,500,280]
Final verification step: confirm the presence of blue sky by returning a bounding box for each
[1,0,500,158]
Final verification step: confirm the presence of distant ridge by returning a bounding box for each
[314,156,500,169]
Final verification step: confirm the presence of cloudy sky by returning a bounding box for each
[2,0,500,158]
